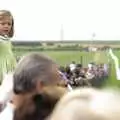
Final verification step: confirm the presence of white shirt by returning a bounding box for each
[0,102,15,120]
[0,73,13,109]
[88,64,93,70]
[69,64,76,71]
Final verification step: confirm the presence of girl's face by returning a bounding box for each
[0,16,12,36]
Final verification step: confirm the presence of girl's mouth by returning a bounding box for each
[4,30,9,32]
[3,30,9,34]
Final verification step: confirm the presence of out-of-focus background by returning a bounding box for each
[1,0,120,88]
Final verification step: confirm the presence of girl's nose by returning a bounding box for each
[4,23,10,28]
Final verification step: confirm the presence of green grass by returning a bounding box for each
[13,50,120,88]
[14,51,109,65]
[14,51,92,65]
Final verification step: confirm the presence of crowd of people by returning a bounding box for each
[59,61,109,88]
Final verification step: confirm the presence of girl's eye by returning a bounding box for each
[1,22,12,26]
[0,22,5,25]
[7,22,12,26]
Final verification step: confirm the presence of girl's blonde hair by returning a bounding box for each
[0,10,14,37]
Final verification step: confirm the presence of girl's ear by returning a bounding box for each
[9,19,14,38]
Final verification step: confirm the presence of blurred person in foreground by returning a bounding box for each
[0,53,68,120]
[49,87,120,120]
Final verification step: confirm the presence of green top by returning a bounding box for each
[0,35,16,83]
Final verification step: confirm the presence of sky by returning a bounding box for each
[0,0,120,41]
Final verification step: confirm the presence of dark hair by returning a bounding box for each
[59,66,65,73]
[76,64,82,68]
[14,94,58,120]
[72,61,75,64]
[13,53,56,94]
[13,87,66,120]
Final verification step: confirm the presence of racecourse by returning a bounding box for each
[12,47,120,88]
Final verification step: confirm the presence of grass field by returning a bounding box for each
[13,50,120,88]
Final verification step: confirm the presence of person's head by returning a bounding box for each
[76,64,82,68]
[72,61,75,64]
[0,10,14,37]
[65,66,71,73]
[12,53,68,120]
[59,66,65,73]
[13,53,61,95]
[49,88,120,120]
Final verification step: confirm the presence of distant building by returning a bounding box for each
[88,47,98,52]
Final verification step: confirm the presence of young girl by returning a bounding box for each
[0,10,16,110]
[0,10,16,82]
